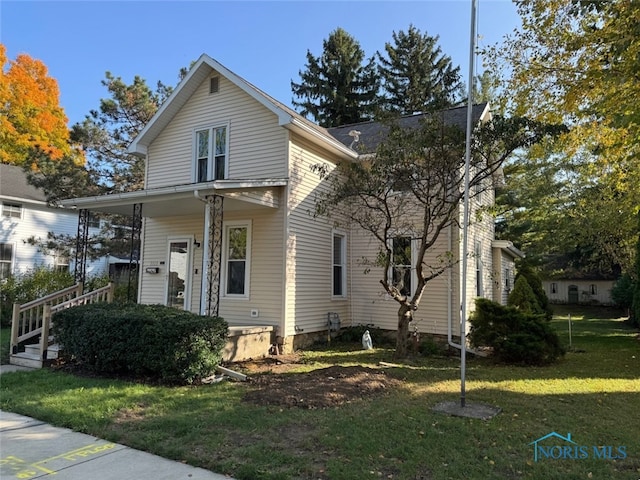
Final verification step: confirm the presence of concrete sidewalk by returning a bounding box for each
[0,367,234,479]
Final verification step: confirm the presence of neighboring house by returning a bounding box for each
[60,54,521,353]
[0,163,109,279]
[543,278,616,305]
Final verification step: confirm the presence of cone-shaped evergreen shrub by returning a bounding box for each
[469,297,564,365]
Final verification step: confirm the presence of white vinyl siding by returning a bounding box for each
[0,200,108,277]
[145,74,288,189]
[283,134,349,336]
[350,225,458,337]
[219,208,285,328]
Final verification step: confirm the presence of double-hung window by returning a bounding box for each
[332,231,346,297]
[392,236,412,297]
[2,202,22,218]
[0,243,13,279]
[223,221,251,297]
[195,125,228,182]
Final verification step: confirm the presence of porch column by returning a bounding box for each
[204,195,224,317]
[128,203,143,302]
[74,208,89,287]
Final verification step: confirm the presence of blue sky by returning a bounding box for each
[1,0,520,127]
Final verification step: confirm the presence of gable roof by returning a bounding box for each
[328,103,490,153]
[127,54,357,161]
[0,164,46,203]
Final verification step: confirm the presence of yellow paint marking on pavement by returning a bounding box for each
[1,442,117,478]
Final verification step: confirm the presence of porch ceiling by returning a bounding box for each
[58,179,287,217]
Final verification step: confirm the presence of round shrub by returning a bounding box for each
[52,303,228,384]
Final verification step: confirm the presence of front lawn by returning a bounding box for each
[1,306,639,479]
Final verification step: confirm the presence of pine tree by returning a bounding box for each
[377,25,463,115]
[291,28,379,127]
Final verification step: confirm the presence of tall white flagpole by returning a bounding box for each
[461,0,478,409]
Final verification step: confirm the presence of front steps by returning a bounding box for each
[10,343,60,369]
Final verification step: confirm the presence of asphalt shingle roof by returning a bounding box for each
[0,164,46,202]
[327,103,488,153]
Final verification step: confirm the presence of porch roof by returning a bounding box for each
[58,179,287,217]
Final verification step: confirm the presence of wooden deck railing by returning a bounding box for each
[10,282,115,361]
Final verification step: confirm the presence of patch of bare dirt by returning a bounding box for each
[242,364,403,409]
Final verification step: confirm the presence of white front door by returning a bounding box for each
[166,238,192,310]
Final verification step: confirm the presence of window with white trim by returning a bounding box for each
[0,243,13,279]
[87,213,100,229]
[195,125,228,182]
[2,202,22,219]
[332,231,346,297]
[223,221,250,296]
[392,236,412,297]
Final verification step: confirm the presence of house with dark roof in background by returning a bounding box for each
[60,54,522,358]
[0,163,111,280]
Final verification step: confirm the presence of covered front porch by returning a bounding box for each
[59,179,288,362]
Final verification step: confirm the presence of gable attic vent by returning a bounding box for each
[209,76,220,94]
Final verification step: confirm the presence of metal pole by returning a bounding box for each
[461,0,478,409]
[568,313,572,349]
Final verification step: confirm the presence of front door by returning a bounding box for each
[568,285,579,304]
[166,238,192,310]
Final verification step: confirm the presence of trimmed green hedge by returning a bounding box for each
[469,298,565,365]
[52,303,228,384]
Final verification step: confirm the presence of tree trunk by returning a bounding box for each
[395,306,413,358]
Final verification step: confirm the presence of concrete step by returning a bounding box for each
[9,352,43,369]
[24,343,59,359]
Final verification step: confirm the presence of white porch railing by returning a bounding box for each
[10,283,115,365]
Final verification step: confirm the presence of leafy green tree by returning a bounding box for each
[291,28,379,127]
[313,113,563,357]
[487,0,639,278]
[377,25,463,114]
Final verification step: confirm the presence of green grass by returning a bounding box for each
[1,306,639,479]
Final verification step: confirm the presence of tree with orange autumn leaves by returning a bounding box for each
[0,44,75,166]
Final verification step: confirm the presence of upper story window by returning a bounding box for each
[0,243,13,279]
[2,202,22,219]
[195,125,228,183]
[332,231,346,297]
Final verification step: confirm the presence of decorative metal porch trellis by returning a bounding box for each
[74,209,89,287]
[205,195,224,317]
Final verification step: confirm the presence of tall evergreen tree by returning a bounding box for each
[377,25,463,115]
[291,28,379,127]
[70,72,172,193]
